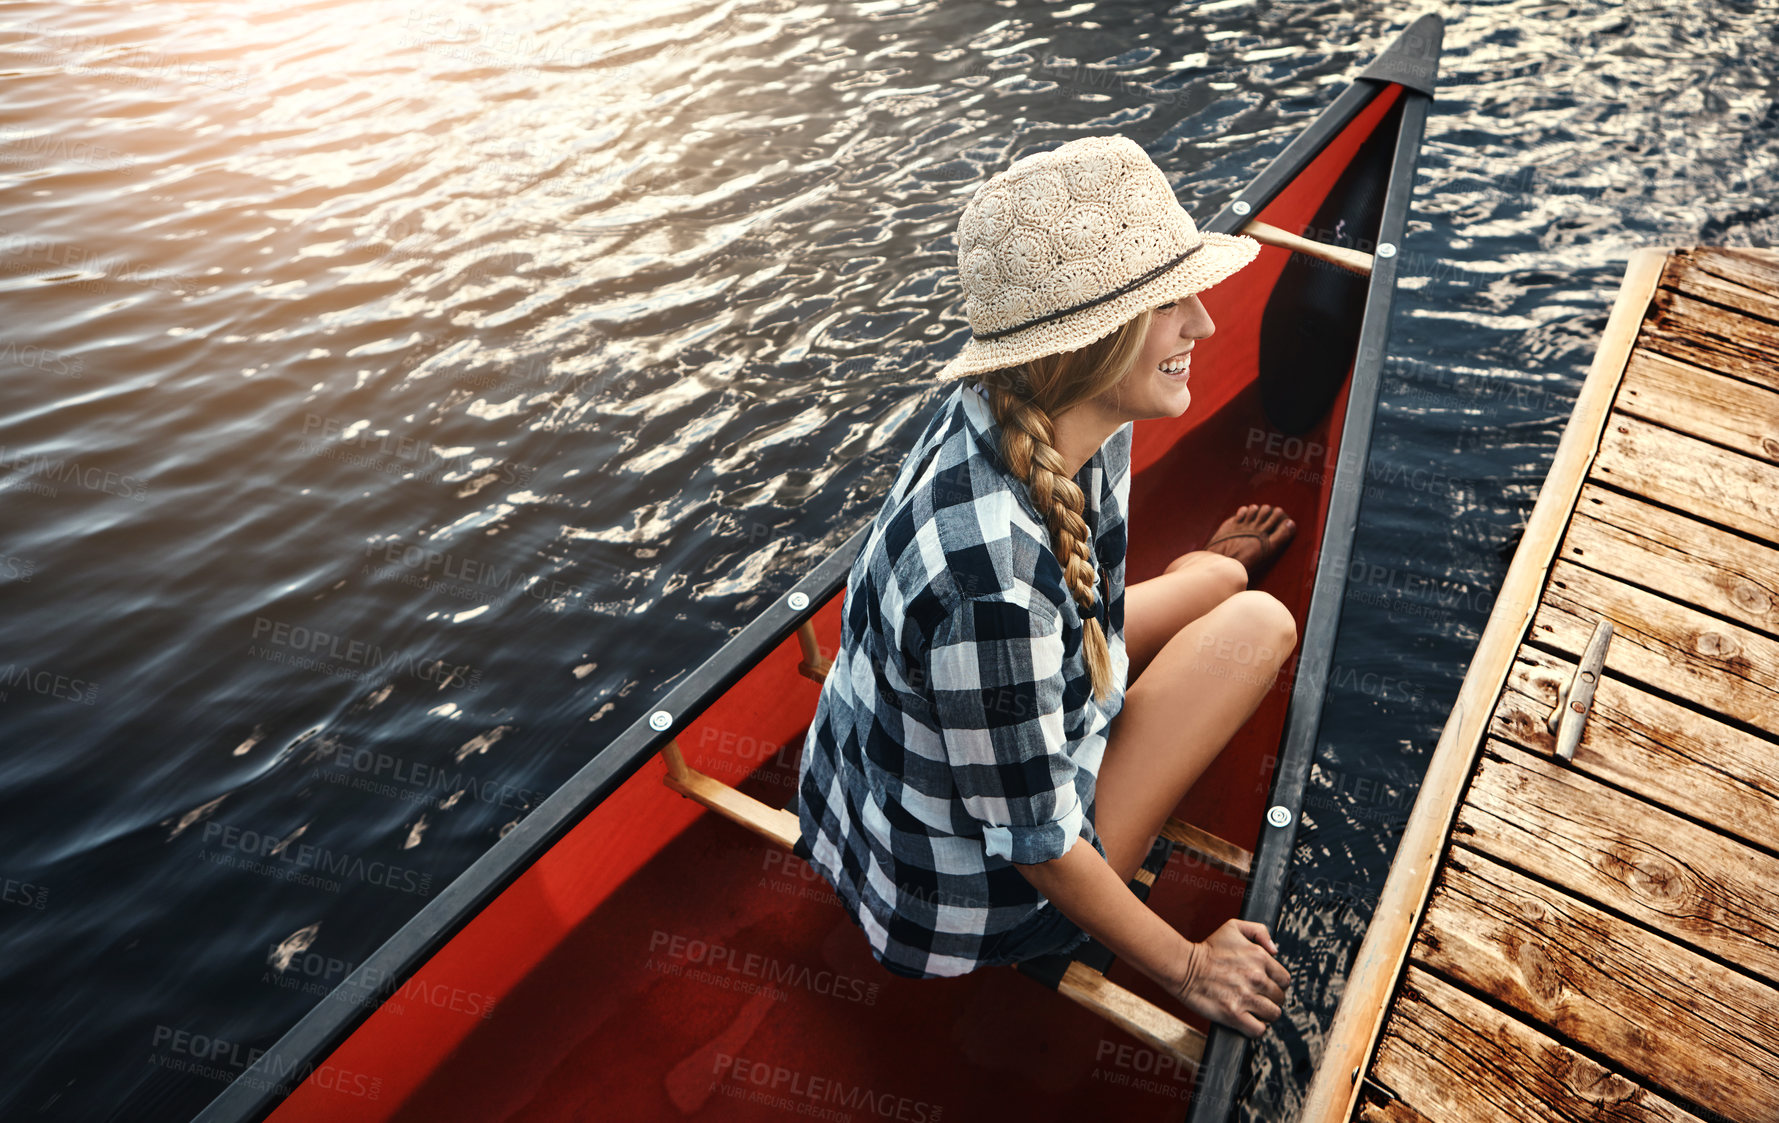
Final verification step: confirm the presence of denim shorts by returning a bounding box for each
[979,901,1092,966]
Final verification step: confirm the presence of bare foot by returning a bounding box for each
[1205,504,1296,580]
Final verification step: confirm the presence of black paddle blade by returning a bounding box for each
[1257,97,1402,435]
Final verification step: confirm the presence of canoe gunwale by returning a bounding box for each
[1182,46,1440,1123]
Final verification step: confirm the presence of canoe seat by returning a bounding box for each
[653,617,1253,1071]
[795,618,832,684]
[660,739,799,850]
[1015,835,1207,1067]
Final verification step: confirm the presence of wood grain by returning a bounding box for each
[1489,645,1779,859]
[1614,347,1779,464]
[1056,961,1205,1066]
[1370,964,1709,1122]
[1455,735,1779,985]
[1675,246,1779,302]
[1297,247,1676,1123]
[1642,285,1779,395]
[1531,557,1779,740]
[1662,249,1779,325]
[1313,248,1779,1122]
[1353,1091,1438,1123]
[660,741,801,851]
[1412,847,1779,1123]
[1558,482,1779,641]
[1159,815,1253,878]
[1591,412,1779,550]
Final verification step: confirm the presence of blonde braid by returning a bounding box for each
[984,382,1115,703]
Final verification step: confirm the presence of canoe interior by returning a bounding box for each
[265,83,1407,1123]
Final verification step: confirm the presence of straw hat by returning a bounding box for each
[937,134,1260,382]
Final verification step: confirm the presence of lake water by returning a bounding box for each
[2,0,1775,1119]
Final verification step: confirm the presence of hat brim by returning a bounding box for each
[935,231,1262,382]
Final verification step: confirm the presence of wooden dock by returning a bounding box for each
[1299,245,1779,1123]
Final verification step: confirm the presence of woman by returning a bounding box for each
[793,134,1296,1040]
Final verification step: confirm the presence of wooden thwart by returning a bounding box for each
[1158,816,1253,877]
[662,734,1247,892]
[659,739,800,850]
[657,719,1241,1068]
[796,620,832,684]
[1242,219,1375,276]
[1055,961,1206,1067]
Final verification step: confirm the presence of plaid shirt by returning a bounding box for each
[793,379,1130,979]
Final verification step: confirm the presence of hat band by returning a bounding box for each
[972,239,1205,343]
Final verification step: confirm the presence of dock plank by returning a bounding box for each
[1488,645,1779,858]
[1411,847,1779,1123]
[1353,1095,1436,1123]
[1642,285,1779,396]
[1368,965,1710,1123]
[1591,413,1779,549]
[1559,483,1779,642]
[1532,557,1779,740]
[1454,735,1779,984]
[1614,347,1779,464]
[1686,246,1779,299]
[1661,249,1779,325]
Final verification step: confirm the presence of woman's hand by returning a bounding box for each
[1170,919,1290,1038]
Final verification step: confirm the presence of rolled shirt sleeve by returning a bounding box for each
[928,592,1083,866]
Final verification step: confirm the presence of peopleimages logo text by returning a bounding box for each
[249,616,481,689]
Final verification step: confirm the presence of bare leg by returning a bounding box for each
[1124,552,1247,683]
[1096,590,1298,883]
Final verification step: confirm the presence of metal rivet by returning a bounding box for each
[649,710,672,731]
[1377,242,1397,258]
[1231,200,1252,216]
[788,591,809,611]
[1267,805,1292,828]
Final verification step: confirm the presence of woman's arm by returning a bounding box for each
[924,589,1287,1033]
[1016,837,1289,1037]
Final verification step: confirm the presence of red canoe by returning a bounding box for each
[197,13,1441,1123]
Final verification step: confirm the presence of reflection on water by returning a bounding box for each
[1,0,1775,1118]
